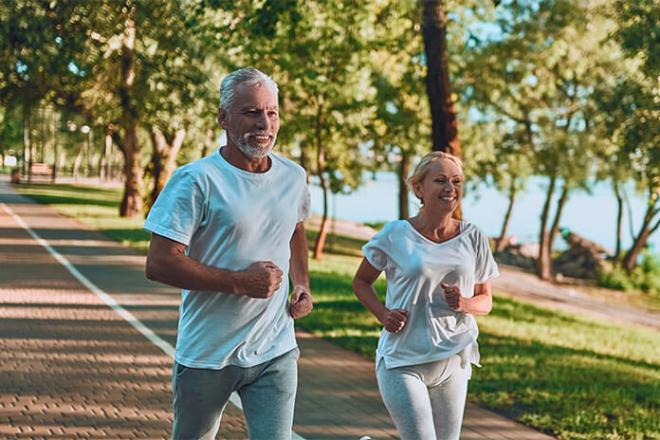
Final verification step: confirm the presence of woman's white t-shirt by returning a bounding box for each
[362,220,499,370]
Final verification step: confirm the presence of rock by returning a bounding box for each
[495,242,538,271]
[554,228,611,279]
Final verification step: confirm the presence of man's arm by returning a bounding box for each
[145,233,283,298]
[288,221,313,318]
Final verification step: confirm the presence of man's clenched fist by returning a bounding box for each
[289,285,313,319]
[241,261,283,298]
[381,308,408,333]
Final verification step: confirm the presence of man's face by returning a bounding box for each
[219,82,280,159]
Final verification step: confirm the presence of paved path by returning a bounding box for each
[493,267,660,330]
[0,179,553,439]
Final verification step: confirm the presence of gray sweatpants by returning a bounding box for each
[171,348,299,440]
[376,354,470,440]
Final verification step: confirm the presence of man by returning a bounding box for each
[145,67,313,440]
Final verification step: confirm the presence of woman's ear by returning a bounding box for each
[412,183,422,201]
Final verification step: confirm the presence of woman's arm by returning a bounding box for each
[353,258,408,333]
[443,281,493,315]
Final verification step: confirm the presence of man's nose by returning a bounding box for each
[255,111,270,130]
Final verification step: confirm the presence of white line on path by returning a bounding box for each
[1,202,306,440]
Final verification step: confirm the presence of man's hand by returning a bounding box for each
[289,285,313,319]
[240,261,283,298]
[442,282,466,312]
[380,309,408,333]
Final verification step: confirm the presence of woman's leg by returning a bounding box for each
[428,355,470,440]
[376,360,436,440]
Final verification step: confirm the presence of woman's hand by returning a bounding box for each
[441,282,466,312]
[380,308,408,333]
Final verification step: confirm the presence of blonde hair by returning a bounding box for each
[406,151,464,220]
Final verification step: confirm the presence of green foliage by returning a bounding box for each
[599,253,660,296]
[16,183,150,251]
[208,0,381,192]
[364,221,386,231]
[476,296,660,439]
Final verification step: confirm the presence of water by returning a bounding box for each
[309,173,657,253]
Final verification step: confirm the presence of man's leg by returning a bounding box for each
[238,349,299,440]
[171,362,239,440]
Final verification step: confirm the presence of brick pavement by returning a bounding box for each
[0,178,554,439]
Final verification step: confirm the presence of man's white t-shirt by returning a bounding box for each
[362,220,499,370]
[144,149,310,369]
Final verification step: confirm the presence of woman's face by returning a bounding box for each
[415,159,463,213]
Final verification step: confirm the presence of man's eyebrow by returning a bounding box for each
[238,106,279,112]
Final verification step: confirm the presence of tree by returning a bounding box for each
[369,2,431,219]
[607,0,660,272]
[461,0,621,280]
[421,0,461,156]
[213,0,377,259]
[0,1,215,217]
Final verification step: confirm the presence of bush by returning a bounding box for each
[364,221,386,231]
[598,252,660,296]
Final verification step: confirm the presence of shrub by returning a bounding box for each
[598,251,660,296]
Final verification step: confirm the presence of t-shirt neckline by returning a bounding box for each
[404,219,468,246]
[215,147,276,179]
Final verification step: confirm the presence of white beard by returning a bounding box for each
[230,131,276,159]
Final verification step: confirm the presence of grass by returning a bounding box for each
[15,182,660,440]
[15,183,152,252]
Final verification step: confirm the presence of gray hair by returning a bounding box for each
[219,68,279,111]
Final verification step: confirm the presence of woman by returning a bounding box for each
[353,151,499,440]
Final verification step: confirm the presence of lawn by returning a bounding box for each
[15,182,660,440]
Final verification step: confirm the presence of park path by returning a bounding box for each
[0,177,553,439]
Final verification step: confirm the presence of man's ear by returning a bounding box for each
[218,108,227,130]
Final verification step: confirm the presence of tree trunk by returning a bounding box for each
[117,2,142,218]
[537,174,556,280]
[623,188,636,242]
[39,106,46,163]
[119,124,143,217]
[23,114,31,181]
[622,186,659,273]
[612,180,623,262]
[496,179,517,252]
[548,181,571,259]
[399,150,412,219]
[50,111,58,182]
[86,129,94,177]
[421,0,461,156]
[148,126,185,208]
[100,129,113,180]
[313,109,329,260]
[73,142,84,179]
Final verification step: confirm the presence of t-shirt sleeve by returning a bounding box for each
[144,168,205,246]
[361,227,390,271]
[474,229,500,283]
